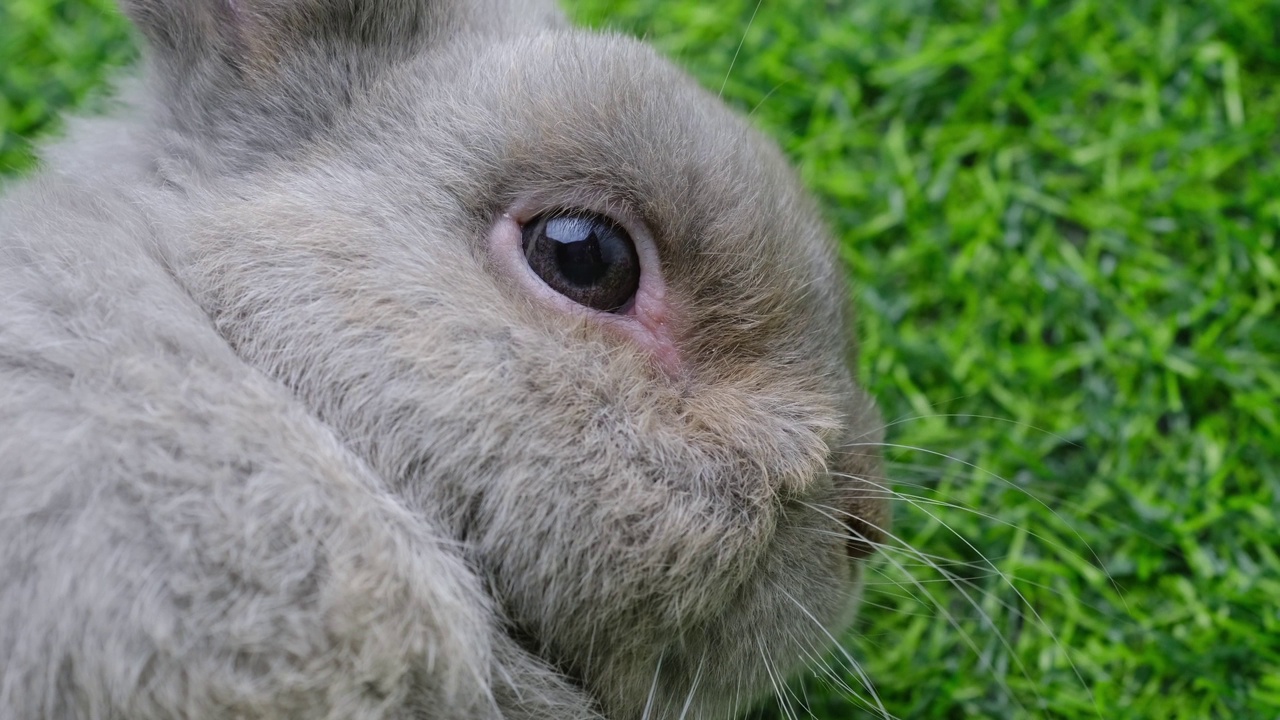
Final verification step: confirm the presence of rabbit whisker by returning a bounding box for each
[748,81,787,118]
[719,0,765,99]
[833,475,1103,567]
[838,439,1128,618]
[774,584,892,720]
[800,515,1111,650]
[756,635,798,720]
[788,630,883,718]
[640,651,663,720]
[870,412,1079,445]
[881,461,1172,558]
[797,633,890,719]
[730,659,745,720]
[674,650,705,720]
[831,471,1109,717]
[797,501,1034,716]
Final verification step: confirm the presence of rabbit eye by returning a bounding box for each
[520,213,641,313]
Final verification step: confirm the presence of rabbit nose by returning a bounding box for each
[831,474,889,561]
[841,502,885,560]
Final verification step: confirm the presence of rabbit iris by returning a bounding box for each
[520,213,640,312]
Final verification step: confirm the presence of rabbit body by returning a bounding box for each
[0,1,887,718]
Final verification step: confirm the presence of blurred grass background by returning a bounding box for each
[3,0,1278,718]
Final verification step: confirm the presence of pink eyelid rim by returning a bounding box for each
[487,202,684,379]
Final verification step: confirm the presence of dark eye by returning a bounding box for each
[520,212,641,313]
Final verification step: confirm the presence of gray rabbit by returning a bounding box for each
[0,1,889,718]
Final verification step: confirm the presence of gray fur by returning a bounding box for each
[0,1,888,718]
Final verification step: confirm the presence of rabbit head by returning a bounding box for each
[118,0,890,715]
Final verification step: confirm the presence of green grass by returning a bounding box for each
[5,1,1279,718]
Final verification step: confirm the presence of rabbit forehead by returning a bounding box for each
[461,32,835,266]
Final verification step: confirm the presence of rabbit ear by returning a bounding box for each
[121,0,563,66]
[119,0,563,166]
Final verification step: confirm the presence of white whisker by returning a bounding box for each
[774,585,893,720]
[641,652,663,720]
[829,466,1104,713]
[841,438,1127,617]
[798,500,1036,716]
[675,651,705,720]
[718,0,764,99]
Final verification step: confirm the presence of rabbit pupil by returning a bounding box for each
[521,213,641,313]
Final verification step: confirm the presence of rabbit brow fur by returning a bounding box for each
[0,1,889,718]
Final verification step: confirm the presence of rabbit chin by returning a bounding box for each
[464,464,862,720]
[432,391,871,719]
[598,505,865,720]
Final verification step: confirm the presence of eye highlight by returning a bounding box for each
[520,212,640,313]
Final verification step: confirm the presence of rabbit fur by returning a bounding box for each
[0,0,889,718]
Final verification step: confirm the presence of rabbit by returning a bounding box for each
[0,0,891,718]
